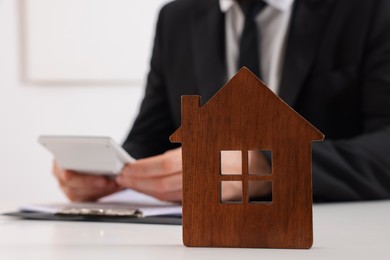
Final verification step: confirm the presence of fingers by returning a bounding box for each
[247,151,272,198]
[221,181,243,201]
[60,171,109,190]
[116,148,183,202]
[121,148,182,178]
[117,172,182,194]
[248,150,271,175]
[221,150,242,175]
[52,160,121,202]
[61,181,120,202]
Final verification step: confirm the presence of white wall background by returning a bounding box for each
[0,0,170,203]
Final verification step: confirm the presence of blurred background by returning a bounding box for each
[0,0,170,203]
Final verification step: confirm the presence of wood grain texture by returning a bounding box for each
[170,67,324,249]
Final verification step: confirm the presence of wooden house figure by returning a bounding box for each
[170,68,324,249]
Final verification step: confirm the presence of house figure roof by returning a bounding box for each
[170,67,324,249]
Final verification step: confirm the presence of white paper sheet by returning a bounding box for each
[20,189,182,217]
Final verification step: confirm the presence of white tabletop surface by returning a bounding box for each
[1,201,390,260]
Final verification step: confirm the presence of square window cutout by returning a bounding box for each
[221,150,242,175]
[248,181,272,203]
[221,181,243,203]
[248,150,272,176]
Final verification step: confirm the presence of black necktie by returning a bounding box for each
[238,1,267,79]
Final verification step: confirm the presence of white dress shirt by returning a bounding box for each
[219,0,294,94]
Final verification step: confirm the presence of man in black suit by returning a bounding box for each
[54,0,390,202]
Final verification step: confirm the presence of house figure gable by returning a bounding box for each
[170,68,324,249]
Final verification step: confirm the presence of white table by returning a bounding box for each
[1,201,389,260]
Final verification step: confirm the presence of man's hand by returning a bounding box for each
[248,150,272,198]
[116,148,183,202]
[52,160,121,202]
[220,150,272,201]
[116,148,272,202]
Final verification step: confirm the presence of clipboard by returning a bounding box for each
[3,211,181,225]
[3,190,182,225]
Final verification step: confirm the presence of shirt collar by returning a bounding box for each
[219,0,294,12]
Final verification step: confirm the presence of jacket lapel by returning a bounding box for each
[191,1,227,104]
[278,0,335,106]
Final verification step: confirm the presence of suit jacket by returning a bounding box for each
[123,0,390,201]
